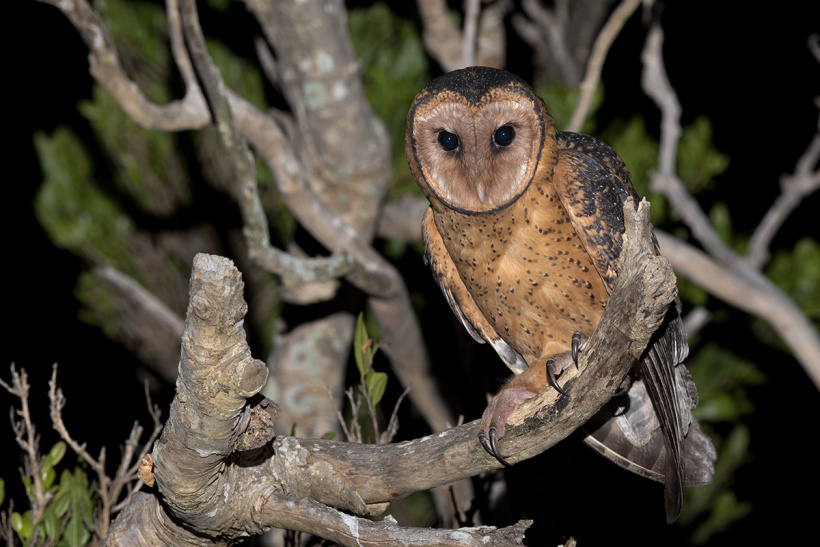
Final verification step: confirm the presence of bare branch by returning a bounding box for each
[566,0,642,132]
[461,0,481,68]
[809,33,820,63]
[49,365,115,538]
[745,111,820,267]
[253,492,531,547]
[34,0,209,131]
[1,366,52,522]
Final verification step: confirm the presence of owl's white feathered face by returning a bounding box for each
[407,67,555,214]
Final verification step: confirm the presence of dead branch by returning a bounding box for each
[461,0,481,67]
[49,365,162,539]
[513,0,579,84]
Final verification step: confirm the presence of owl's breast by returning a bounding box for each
[434,180,609,364]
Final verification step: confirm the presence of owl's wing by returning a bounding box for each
[553,132,714,522]
[422,207,529,375]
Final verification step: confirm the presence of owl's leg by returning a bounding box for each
[478,364,545,466]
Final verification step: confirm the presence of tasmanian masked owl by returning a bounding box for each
[406,66,716,523]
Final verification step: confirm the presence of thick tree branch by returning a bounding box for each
[106,198,671,543]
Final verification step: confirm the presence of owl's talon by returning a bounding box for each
[547,358,569,396]
[612,375,632,398]
[479,427,512,467]
[571,331,587,369]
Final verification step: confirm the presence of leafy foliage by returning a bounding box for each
[354,312,387,409]
[33,127,138,268]
[4,442,97,547]
[766,237,820,325]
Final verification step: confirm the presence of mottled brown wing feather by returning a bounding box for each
[422,208,529,374]
[553,131,697,522]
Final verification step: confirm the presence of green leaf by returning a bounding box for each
[22,475,32,499]
[64,508,91,547]
[365,371,388,408]
[53,485,71,518]
[33,127,137,266]
[708,201,734,247]
[0,476,4,507]
[354,312,369,380]
[42,505,61,541]
[41,466,57,490]
[677,116,730,194]
[766,237,820,322]
[11,511,33,541]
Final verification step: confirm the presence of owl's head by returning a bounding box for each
[406,66,556,214]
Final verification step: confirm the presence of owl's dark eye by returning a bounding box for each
[438,131,460,152]
[494,125,516,147]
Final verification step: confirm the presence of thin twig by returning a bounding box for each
[566,0,642,132]
[48,365,113,538]
[379,386,410,445]
[514,0,579,85]
[1,366,52,523]
[744,112,820,268]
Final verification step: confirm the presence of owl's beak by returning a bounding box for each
[475,184,486,204]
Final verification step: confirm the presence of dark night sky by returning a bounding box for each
[5,1,819,545]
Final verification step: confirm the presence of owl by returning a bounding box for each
[406,66,716,523]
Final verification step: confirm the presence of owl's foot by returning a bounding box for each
[478,365,545,466]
